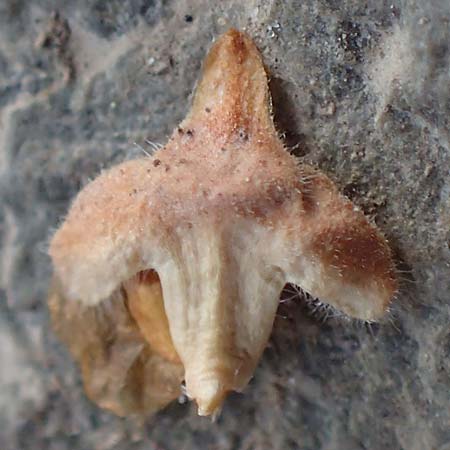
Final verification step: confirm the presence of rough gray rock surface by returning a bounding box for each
[0,1,449,449]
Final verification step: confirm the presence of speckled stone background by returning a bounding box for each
[1,1,449,449]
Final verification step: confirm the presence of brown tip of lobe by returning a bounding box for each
[312,221,396,288]
[309,214,397,319]
[186,29,274,137]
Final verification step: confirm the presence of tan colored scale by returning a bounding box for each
[48,29,397,417]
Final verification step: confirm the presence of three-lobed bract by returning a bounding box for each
[49,29,397,417]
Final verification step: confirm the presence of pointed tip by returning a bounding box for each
[184,28,274,138]
[193,378,228,416]
[220,27,244,39]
